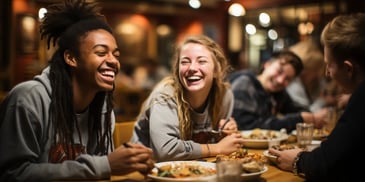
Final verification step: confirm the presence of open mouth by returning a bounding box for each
[100,69,116,82]
[186,75,202,83]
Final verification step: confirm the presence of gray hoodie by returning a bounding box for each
[0,67,113,181]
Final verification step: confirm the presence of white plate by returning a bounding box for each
[241,130,289,148]
[263,150,278,165]
[147,161,217,182]
[241,165,268,180]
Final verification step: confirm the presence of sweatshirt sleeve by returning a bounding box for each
[0,86,111,181]
[148,100,202,162]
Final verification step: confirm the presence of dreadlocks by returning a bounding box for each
[40,0,114,161]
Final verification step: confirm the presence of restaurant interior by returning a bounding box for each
[0,0,363,123]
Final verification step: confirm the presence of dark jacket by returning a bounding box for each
[298,81,365,181]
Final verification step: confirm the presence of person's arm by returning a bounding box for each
[271,85,362,181]
[0,84,111,181]
[148,101,202,161]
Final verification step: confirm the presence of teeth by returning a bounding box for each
[101,70,115,77]
[187,76,200,80]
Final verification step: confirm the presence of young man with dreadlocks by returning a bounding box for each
[0,0,153,181]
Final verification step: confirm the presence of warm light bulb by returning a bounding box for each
[228,3,245,17]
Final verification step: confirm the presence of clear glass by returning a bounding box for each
[296,123,314,148]
[216,160,242,182]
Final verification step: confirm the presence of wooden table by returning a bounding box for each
[110,148,305,182]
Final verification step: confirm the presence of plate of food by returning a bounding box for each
[263,150,278,165]
[216,148,268,180]
[241,165,268,180]
[240,128,289,148]
[148,161,217,182]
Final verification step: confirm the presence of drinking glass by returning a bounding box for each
[216,160,242,182]
[296,123,314,148]
[324,107,338,133]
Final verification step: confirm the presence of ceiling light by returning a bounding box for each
[189,0,201,9]
[228,3,245,17]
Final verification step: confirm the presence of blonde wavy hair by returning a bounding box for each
[164,34,232,140]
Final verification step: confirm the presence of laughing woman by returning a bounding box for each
[131,35,244,162]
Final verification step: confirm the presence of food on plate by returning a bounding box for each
[268,144,298,156]
[270,144,297,151]
[216,148,267,173]
[151,162,216,178]
[242,128,279,139]
[292,128,329,139]
[313,128,329,137]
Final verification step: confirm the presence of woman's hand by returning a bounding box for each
[220,117,238,135]
[107,143,154,175]
[214,132,244,155]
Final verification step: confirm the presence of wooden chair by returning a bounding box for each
[113,120,136,148]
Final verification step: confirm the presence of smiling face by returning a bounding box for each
[259,60,296,93]
[178,42,215,96]
[69,29,120,93]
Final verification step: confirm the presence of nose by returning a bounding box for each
[106,54,120,71]
[188,61,198,71]
[276,75,287,85]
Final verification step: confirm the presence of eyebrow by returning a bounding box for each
[93,44,120,52]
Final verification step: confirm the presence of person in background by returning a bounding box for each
[318,79,341,108]
[286,38,328,112]
[229,50,328,132]
[115,57,170,92]
[269,13,365,181]
[0,0,153,181]
[134,57,171,91]
[131,35,244,162]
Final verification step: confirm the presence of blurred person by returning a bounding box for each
[270,13,365,181]
[0,0,153,181]
[115,57,170,92]
[131,35,244,162]
[311,80,345,110]
[229,50,328,132]
[286,38,327,112]
[134,57,171,91]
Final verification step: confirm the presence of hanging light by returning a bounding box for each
[189,0,201,9]
[245,24,256,35]
[228,3,245,17]
[259,12,271,27]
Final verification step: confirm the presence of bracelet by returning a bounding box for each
[292,151,304,175]
[206,144,211,156]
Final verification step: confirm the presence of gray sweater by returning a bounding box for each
[131,81,234,162]
[0,67,113,181]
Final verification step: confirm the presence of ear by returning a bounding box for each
[343,60,353,78]
[64,50,77,67]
